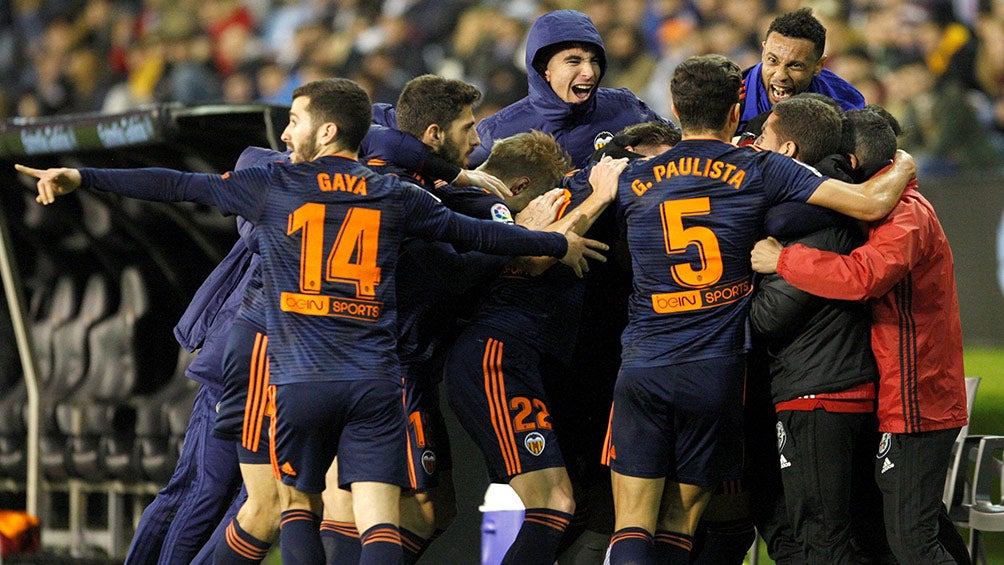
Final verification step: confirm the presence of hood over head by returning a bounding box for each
[525,10,607,120]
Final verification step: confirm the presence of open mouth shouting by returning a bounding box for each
[570,84,595,102]
[769,84,794,104]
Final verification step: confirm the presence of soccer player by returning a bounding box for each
[600,54,915,565]
[738,8,865,136]
[441,135,632,564]
[466,9,666,169]
[321,75,571,565]
[749,98,887,564]
[18,78,608,565]
[751,107,971,565]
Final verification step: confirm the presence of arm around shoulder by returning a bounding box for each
[806,150,915,222]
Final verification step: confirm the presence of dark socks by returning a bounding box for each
[609,527,653,564]
[320,520,360,565]
[501,508,573,565]
[653,530,694,564]
[212,519,271,564]
[359,523,402,565]
[279,510,323,565]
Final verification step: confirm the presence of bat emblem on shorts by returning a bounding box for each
[421,450,437,475]
[524,432,546,456]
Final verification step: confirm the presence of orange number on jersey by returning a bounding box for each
[511,397,535,432]
[660,197,723,288]
[510,397,552,432]
[328,207,381,299]
[287,202,325,294]
[287,204,382,299]
[532,398,552,430]
[408,411,427,448]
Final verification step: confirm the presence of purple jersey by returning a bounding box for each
[79,156,567,386]
[616,140,825,367]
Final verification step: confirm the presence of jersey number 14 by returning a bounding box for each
[287,203,382,299]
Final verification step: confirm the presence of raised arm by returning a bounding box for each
[401,183,608,277]
[507,157,626,276]
[805,150,915,221]
[17,163,268,220]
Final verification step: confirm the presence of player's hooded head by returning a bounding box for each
[526,10,606,106]
[283,78,372,163]
[756,95,842,165]
[670,54,743,136]
[760,8,827,106]
[477,130,571,212]
[396,75,483,167]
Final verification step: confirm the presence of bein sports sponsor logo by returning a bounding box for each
[96,115,155,148]
[280,291,381,322]
[20,125,77,154]
[651,278,752,314]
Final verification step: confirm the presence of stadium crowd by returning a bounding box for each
[1,0,1003,175]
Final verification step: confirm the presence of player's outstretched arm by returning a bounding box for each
[806,150,916,221]
[15,164,82,204]
[558,214,608,278]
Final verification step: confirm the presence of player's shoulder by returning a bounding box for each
[236,146,288,170]
[478,98,538,133]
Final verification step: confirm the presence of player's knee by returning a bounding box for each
[244,494,281,521]
[547,483,576,515]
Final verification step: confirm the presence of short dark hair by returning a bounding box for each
[532,41,602,76]
[794,92,842,113]
[771,96,842,165]
[396,74,482,138]
[670,54,743,133]
[766,8,826,59]
[617,121,682,149]
[863,104,903,136]
[841,108,897,171]
[291,78,371,152]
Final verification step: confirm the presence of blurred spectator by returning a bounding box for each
[0,0,1000,173]
[885,59,1001,174]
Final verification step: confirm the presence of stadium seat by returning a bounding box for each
[44,274,115,481]
[0,383,28,479]
[30,275,91,482]
[63,267,176,481]
[115,348,196,483]
[944,377,983,526]
[968,436,1004,564]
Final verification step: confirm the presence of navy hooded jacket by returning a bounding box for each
[468,10,666,169]
[171,147,281,388]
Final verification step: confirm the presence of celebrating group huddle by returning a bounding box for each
[18,7,968,565]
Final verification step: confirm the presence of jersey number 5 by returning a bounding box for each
[661,197,723,288]
[287,203,382,299]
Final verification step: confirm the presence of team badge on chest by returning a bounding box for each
[593,131,614,150]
